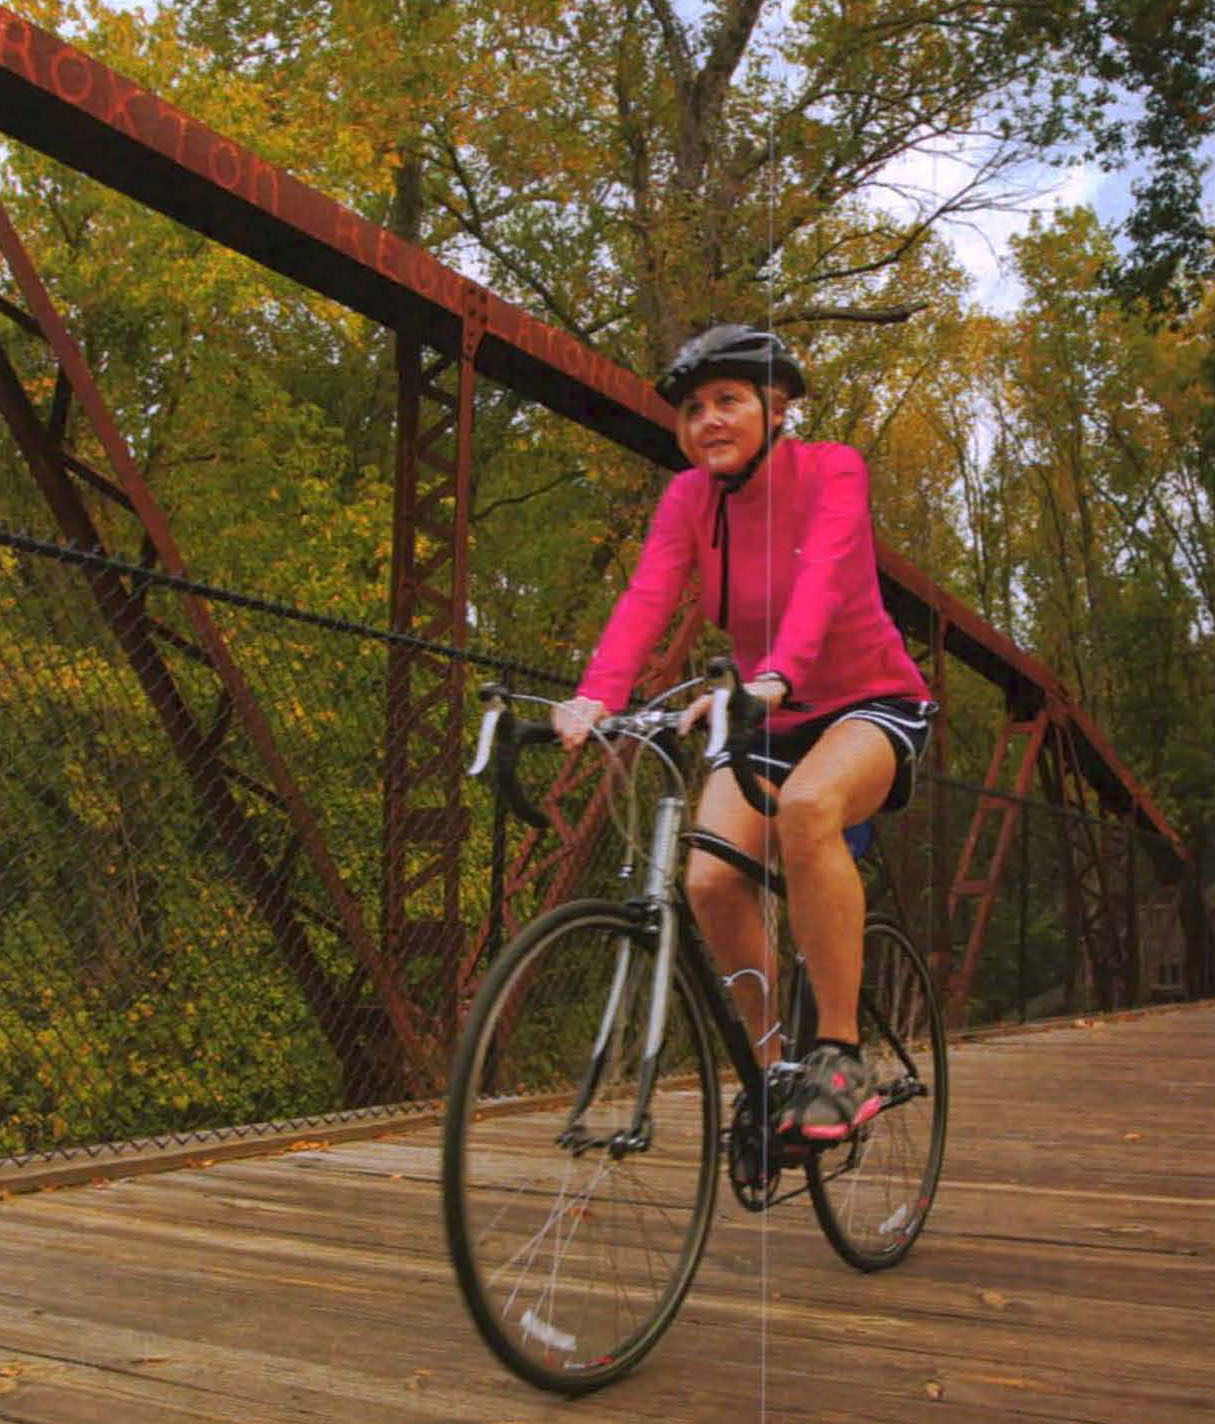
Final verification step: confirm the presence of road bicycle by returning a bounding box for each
[442,659,948,1395]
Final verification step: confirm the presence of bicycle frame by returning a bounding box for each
[562,822,927,1176]
[556,793,784,1161]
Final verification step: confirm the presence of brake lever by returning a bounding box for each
[468,683,507,778]
[705,685,731,760]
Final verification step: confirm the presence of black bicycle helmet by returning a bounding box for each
[656,323,807,406]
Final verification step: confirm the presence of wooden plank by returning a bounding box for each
[0,1002,1213,1422]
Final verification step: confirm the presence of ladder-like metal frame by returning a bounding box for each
[945,708,1050,1021]
[384,287,486,1053]
[0,201,432,1100]
[1040,722,1139,1011]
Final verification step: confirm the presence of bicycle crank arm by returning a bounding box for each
[555,1123,652,1158]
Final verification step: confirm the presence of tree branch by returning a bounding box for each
[473,468,585,522]
[693,0,767,127]
[434,140,595,341]
[775,300,929,326]
[643,0,694,97]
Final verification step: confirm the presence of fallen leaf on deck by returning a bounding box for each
[925,1379,945,1400]
[979,1289,1009,1310]
[1123,1132,1143,1142]
[977,1373,1033,1389]
[287,1139,330,1152]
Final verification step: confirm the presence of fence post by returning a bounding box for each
[1125,825,1140,1007]
[1018,801,1030,1021]
[487,780,508,971]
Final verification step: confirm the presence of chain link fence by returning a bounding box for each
[0,530,1203,1179]
[870,774,1196,1025]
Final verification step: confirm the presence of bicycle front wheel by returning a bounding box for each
[808,916,948,1271]
[443,900,720,1394]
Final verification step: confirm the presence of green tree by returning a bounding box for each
[960,208,1215,833]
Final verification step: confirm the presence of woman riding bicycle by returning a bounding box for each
[552,322,934,1144]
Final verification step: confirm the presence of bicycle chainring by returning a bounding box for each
[725,1094,782,1212]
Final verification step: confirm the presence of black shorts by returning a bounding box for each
[709,697,936,813]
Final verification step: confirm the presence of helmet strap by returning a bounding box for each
[710,384,776,627]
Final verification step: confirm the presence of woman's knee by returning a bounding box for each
[777,779,847,849]
[684,854,751,919]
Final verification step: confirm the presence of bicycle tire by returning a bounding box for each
[443,899,720,1394]
[807,915,948,1271]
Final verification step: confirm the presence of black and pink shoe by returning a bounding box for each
[777,1045,882,1143]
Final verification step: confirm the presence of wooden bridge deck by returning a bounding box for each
[1,1002,1212,1424]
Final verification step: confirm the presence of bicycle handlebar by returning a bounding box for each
[468,658,781,827]
[702,656,778,818]
[467,684,559,829]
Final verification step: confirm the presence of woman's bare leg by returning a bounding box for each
[776,718,896,1043]
[684,768,782,1067]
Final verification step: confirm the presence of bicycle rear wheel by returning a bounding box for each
[807,916,947,1270]
[443,899,719,1394]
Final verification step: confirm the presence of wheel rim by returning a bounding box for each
[809,922,946,1266]
[449,911,717,1387]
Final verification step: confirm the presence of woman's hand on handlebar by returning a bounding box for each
[676,693,712,736]
[552,696,607,750]
[742,678,787,711]
[677,677,783,738]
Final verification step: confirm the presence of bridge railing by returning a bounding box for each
[0,531,1198,1180]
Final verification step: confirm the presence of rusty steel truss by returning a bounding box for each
[0,9,1191,1054]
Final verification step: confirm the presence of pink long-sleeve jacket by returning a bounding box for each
[576,439,929,730]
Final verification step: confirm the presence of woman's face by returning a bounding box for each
[676,378,773,476]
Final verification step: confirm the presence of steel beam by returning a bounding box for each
[0,9,677,468]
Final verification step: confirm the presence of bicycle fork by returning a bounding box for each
[557,796,685,1160]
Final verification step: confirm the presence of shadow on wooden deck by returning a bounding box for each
[1,1002,1212,1423]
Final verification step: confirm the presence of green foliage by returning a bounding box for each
[938,207,1215,833]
